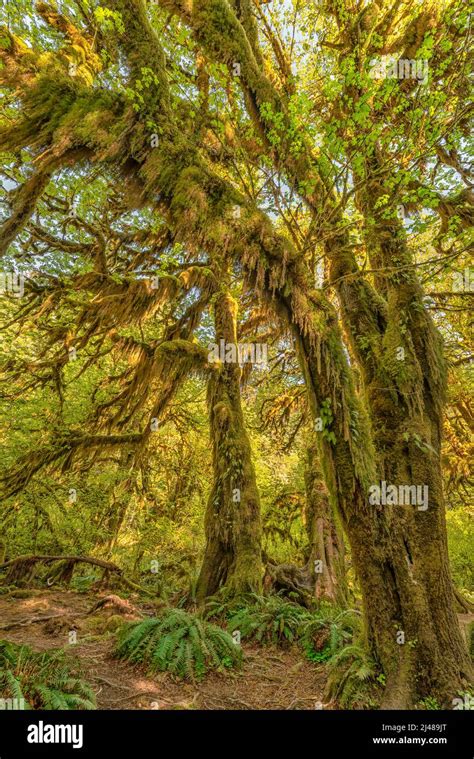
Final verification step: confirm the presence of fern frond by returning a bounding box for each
[114,608,241,680]
[0,639,96,710]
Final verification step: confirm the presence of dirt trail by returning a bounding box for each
[0,590,328,710]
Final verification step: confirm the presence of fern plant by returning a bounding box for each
[325,643,379,708]
[0,641,96,710]
[300,607,361,660]
[114,608,242,680]
[226,593,312,646]
[204,589,252,622]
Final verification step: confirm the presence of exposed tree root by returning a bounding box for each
[86,594,144,619]
[264,562,313,607]
[0,611,81,631]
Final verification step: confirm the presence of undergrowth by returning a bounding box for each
[325,643,381,708]
[0,640,96,710]
[207,592,384,706]
[224,593,311,646]
[114,608,242,680]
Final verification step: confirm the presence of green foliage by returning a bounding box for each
[418,696,441,710]
[114,608,242,680]
[0,641,96,710]
[207,593,362,658]
[93,7,125,35]
[300,608,361,660]
[326,643,379,709]
[69,573,99,593]
[202,588,251,621]
[319,399,336,445]
[305,646,331,663]
[446,508,474,592]
[306,609,381,707]
[222,593,312,646]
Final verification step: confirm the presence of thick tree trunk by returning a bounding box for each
[325,155,473,706]
[5,0,470,705]
[289,303,472,706]
[304,441,347,606]
[340,449,472,709]
[196,289,263,602]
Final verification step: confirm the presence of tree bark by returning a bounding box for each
[2,0,470,706]
[196,288,263,601]
[304,440,347,606]
[326,145,473,706]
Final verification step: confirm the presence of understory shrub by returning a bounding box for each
[325,643,380,708]
[114,608,242,680]
[223,593,312,646]
[0,641,96,710]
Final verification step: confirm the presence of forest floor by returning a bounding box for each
[0,589,329,710]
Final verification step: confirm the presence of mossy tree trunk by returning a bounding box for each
[2,0,471,706]
[290,292,472,707]
[156,0,470,702]
[196,288,263,602]
[304,440,347,606]
[314,9,473,706]
[315,137,472,705]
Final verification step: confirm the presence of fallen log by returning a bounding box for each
[454,586,474,614]
[0,555,154,597]
[0,612,79,631]
[86,594,144,618]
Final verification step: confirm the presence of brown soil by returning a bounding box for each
[0,589,328,710]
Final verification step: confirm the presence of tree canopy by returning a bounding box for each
[0,0,472,711]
